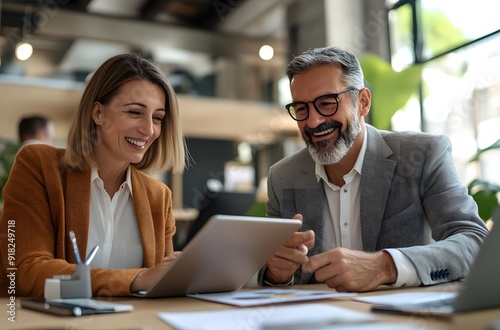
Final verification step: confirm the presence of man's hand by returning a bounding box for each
[302,248,397,292]
[265,214,315,284]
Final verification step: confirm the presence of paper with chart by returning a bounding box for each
[187,288,356,307]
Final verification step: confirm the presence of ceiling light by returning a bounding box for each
[16,42,34,61]
[259,45,274,61]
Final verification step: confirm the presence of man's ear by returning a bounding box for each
[91,102,103,125]
[358,87,371,117]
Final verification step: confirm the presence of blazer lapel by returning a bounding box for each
[360,125,396,251]
[292,152,324,253]
[63,168,91,263]
[130,168,156,267]
[292,153,324,284]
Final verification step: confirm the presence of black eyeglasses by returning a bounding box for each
[285,87,358,121]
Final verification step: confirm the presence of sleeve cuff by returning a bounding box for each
[384,248,422,287]
[263,277,294,287]
[258,265,294,287]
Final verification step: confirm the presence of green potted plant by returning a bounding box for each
[359,53,423,130]
[467,139,500,227]
[0,140,20,204]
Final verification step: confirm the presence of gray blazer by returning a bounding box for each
[265,124,488,286]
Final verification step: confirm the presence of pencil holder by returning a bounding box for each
[44,263,92,299]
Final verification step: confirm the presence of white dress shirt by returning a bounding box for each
[316,130,421,287]
[86,167,143,269]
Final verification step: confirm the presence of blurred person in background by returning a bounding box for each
[18,115,54,146]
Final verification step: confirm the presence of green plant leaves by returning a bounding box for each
[360,53,423,130]
[467,138,500,222]
[0,141,20,201]
[469,138,500,162]
[468,179,500,221]
[245,201,267,217]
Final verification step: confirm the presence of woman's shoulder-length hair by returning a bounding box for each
[61,53,186,174]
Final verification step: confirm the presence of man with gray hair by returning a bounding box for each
[258,46,488,292]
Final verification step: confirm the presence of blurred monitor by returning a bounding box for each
[184,187,256,249]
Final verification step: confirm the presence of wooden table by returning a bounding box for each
[1,283,499,330]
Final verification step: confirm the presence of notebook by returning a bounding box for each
[371,209,500,316]
[134,214,302,298]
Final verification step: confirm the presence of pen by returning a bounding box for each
[69,230,83,264]
[85,246,99,265]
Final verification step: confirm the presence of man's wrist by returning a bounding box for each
[380,250,398,285]
[260,265,294,286]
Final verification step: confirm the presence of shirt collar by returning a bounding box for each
[315,126,368,183]
[91,166,133,197]
[125,167,133,197]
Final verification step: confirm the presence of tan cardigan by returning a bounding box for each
[0,144,175,297]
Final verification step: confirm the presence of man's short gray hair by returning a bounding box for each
[286,47,365,91]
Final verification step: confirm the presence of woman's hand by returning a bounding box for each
[130,252,181,293]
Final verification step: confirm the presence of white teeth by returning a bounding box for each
[126,138,146,147]
[313,128,334,137]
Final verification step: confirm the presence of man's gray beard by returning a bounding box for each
[306,116,361,165]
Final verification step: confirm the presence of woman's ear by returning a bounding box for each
[91,102,103,125]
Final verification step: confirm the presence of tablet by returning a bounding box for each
[135,215,302,298]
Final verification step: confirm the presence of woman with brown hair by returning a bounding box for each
[0,53,187,297]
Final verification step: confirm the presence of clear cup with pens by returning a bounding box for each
[44,230,99,299]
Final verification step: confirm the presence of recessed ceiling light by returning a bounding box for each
[16,42,33,61]
[259,45,274,61]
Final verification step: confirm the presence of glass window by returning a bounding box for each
[421,36,500,184]
[388,2,414,70]
[388,0,500,191]
[420,0,500,61]
[389,0,500,69]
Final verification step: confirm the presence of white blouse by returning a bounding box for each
[86,167,143,269]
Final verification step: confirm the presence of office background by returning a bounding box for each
[0,0,499,223]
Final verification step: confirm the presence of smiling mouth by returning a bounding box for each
[125,137,146,148]
[312,127,336,137]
